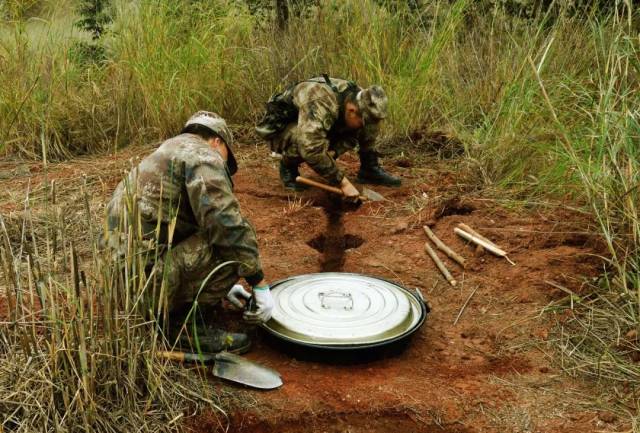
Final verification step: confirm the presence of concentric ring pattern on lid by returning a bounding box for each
[263,273,423,346]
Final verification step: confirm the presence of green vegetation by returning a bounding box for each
[0,0,639,430]
[75,0,111,39]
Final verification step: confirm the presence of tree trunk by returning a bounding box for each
[275,0,289,31]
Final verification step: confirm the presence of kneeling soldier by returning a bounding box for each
[104,111,273,354]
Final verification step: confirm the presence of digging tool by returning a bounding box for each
[295,176,385,202]
[158,350,283,390]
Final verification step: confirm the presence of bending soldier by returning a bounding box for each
[104,111,273,354]
[256,75,401,196]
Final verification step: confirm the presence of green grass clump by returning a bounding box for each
[542,10,640,416]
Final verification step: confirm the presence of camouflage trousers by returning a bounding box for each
[271,123,376,165]
[149,232,240,313]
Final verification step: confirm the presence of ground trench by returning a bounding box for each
[306,199,365,272]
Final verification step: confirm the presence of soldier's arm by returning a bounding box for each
[185,155,264,286]
[295,85,344,185]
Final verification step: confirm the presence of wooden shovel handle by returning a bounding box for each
[157,351,186,362]
[295,176,344,195]
[157,350,215,363]
[296,176,367,201]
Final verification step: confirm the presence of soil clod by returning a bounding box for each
[435,197,476,219]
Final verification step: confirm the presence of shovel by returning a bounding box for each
[158,350,283,390]
[295,176,385,202]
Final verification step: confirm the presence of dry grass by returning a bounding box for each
[0,169,230,432]
[282,196,312,216]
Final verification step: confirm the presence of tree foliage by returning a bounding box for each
[75,0,112,40]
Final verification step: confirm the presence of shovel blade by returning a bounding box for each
[362,187,386,202]
[213,352,283,390]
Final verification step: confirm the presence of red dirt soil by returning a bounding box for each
[0,145,618,432]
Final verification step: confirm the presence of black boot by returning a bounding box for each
[170,322,251,355]
[357,152,401,186]
[167,306,251,355]
[279,160,308,191]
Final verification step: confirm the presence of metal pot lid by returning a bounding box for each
[263,273,424,346]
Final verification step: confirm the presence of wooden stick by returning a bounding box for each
[424,242,456,287]
[457,223,500,250]
[423,226,465,268]
[455,226,516,265]
[454,227,507,256]
[453,287,478,325]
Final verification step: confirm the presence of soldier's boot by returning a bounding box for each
[168,307,251,355]
[356,151,401,187]
[279,160,308,191]
[170,322,251,354]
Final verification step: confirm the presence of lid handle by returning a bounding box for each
[318,291,353,311]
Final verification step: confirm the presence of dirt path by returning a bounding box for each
[0,145,613,432]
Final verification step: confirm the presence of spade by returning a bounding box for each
[158,350,283,390]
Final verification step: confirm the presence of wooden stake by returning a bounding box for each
[423,226,465,268]
[455,226,516,265]
[457,223,500,250]
[424,242,457,287]
[453,227,516,266]
[454,227,507,255]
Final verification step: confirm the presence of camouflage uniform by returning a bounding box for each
[105,133,264,312]
[268,77,382,186]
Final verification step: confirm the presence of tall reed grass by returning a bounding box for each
[0,1,634,189]
[0,176,227,432]
[2,0,473,159]
[541,7,640,417]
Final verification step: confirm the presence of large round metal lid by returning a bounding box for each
[263,273,425,347]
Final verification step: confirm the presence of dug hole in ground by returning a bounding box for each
[0,142,615,433]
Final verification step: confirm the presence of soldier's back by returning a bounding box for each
[107,133,225,243]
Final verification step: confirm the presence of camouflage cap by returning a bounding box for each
[184,111,237,175]
[356,85,388,124]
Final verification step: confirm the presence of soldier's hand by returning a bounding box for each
[340,177,360,201]
[243,284,275,324]
[226,284,252,309]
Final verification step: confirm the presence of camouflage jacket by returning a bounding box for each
[278,77,379,185]
[105,133,264,285]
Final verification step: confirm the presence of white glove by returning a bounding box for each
[243,285,274,324]
[226,284,251,308]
